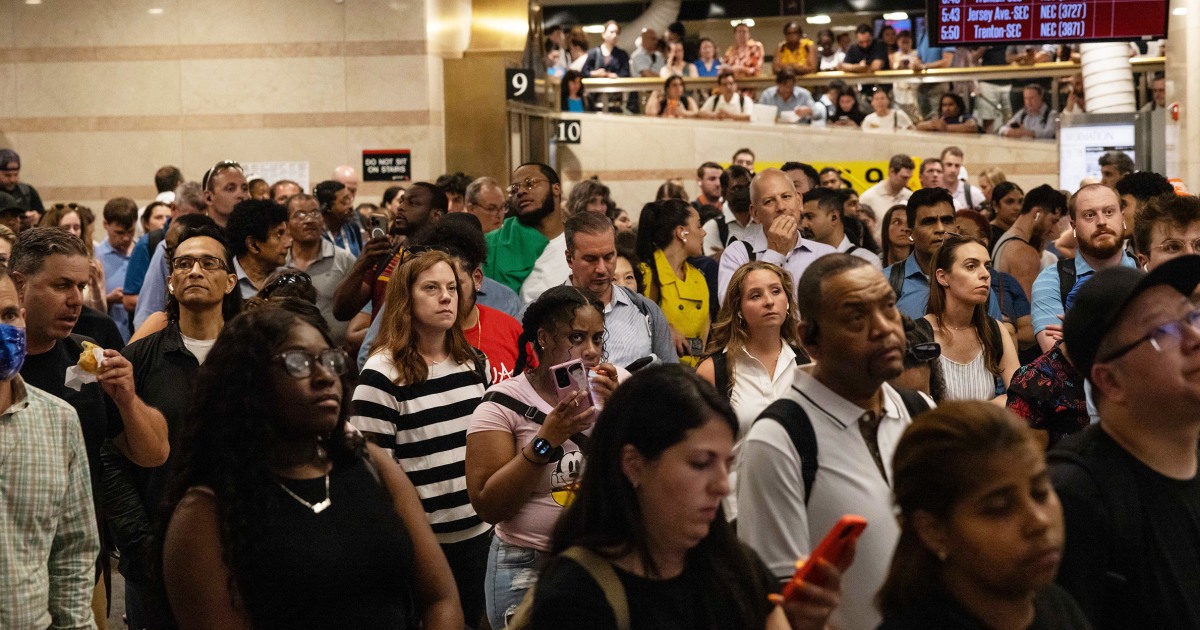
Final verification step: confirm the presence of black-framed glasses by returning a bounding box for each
[262,272,312,297]
[201,160,242,191]
[1098,307,1200,364]
[906,341,941,364]
[1151,238,1200,256]
[172,255,227,272]
[274,349,349,379]
[507,177,548,197]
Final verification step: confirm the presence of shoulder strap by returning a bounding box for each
[623,286,650,318]
[481,390,590,450]
[712,350,730,398]
[742,239,756,262]
[755,399,818,505]
[472,348,490,386]
[894,387,931,418]
[1057,257,1077,311]
[846,244,859,254]
[964,181,974,207]
[561,547,631,630]
[717,215,730,248]
[888,262,907,299]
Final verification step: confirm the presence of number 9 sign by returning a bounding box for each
[506,68,535,103]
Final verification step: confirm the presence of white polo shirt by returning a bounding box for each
[737,369,933,630]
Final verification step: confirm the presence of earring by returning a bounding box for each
[1034,212,1041,221]
[936,549,948,561]
[168,284,173,292]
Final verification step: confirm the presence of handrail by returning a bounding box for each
[571,56,1165,94]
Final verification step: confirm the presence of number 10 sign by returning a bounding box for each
[506,69,535,103]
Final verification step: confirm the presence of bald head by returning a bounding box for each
[332,165,359,201]
[750,169,802,230]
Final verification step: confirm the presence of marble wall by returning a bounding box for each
[553,113,1061,220]
[0,0,445,210]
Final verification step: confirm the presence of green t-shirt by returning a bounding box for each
[484,216,549,293]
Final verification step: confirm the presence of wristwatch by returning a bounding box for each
[529,437,564,463]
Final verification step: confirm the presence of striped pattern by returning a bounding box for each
[351,354,491,544]
[939,352,997,402]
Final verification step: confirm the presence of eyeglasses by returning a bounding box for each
[172,255,227,272]
[290,210,320,221]
[51,202,84,211]
[1077,206,1120,224]
[1151,238,1200,256]
[906,341,941,364]
[262,272,312,298]
[201,160,243,191]
[274,349,350,379]
[469,202,506,215]
[1099,307,1200,363]
[507,178,548,197]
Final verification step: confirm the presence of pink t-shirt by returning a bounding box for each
[468,373,589,551]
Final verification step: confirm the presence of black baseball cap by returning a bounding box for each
[1063,255,1200,380]
[0,191,23,216]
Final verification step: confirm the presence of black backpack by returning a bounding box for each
[710,346,810,398]
[755,387,931,505]
[1057,257,1077,311]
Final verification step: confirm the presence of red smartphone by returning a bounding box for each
[550,359,594,411]
[781,515,867,600]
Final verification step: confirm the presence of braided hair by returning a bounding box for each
[515,285,604,373]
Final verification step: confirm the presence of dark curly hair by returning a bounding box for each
[157,306,362,623]
[515,285,604,372]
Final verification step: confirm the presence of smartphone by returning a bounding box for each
[550,359,594,410]
[368,213,388,239]
[781,515,867,599]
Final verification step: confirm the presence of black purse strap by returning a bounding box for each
[481,391,590,450]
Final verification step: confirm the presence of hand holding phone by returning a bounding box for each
[550,359,594,411]
[781,515,866,600]
[368,213,388,239]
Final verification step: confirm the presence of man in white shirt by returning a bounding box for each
[629,28,665,77]
[859,154,914,238]
[699,70,751,121]
[701,165,758,257]
[738,254,933,630]
[800,188,881,267]
[940,146,984,210]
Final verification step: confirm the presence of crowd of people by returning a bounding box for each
[1,86,1198,630]
[545,20,1167,138]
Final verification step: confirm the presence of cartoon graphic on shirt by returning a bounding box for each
[551,450,584,507]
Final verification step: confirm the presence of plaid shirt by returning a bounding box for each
[0,376,99,629]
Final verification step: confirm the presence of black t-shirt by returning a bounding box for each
[76,305,125,351]
[877,585,1090,629]
[1050,425,1200,630]
[980,46,1014,86]
[843,39,890,69]
[528,546,777,629]
[21,335,123,491]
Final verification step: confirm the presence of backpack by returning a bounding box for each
[755,387,930,505]
[1057,257,1077,312]
[506,546,630,630]
[888,261,907,299]
[710,346,810,398]
[1046,427,1142,624]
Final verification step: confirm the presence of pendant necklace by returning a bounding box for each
[277,474,332,514]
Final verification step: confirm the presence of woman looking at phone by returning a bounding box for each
[521,365,850,630]
[877,401,1089,629]
[351,251,492,626]
[466,286,623,629]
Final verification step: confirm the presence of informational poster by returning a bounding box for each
[362,149,412,182]
[929,0,1169,46]
[242,161,310,192]
[1058,114,1136,190]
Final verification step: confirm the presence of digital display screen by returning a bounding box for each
[928,0,1169,46]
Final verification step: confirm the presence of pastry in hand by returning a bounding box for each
[77,341,103,375]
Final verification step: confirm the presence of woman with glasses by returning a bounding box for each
[350,251,492,628]
[877,402,1086,629]
[636,199,709,366]
[466,286,622,629]
[920,233,1019,402]
[696,262,808,520]
[161,303,462,629]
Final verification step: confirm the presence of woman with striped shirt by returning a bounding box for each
[351,251,492,628]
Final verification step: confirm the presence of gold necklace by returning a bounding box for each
[276,475,331,514]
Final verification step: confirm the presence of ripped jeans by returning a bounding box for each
[485,535,547,629]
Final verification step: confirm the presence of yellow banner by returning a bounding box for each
[746,160,924,194]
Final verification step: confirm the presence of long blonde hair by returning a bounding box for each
[371,251,478,385]
[706,261,802,390]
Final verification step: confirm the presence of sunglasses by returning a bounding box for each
[201,160,243,191]
[262,272,312,298]
[906,341,941,364]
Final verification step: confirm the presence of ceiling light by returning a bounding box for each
[148,7,163,14]
[731,19,755,27]
[1172,6,1187,15]
[806,15,831,25]
[883,12,909,20]
[582,24,604,34]
[25,0,42,5]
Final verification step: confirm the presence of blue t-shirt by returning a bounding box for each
[691,59,721,77]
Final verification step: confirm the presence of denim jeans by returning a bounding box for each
[484,536,546,629]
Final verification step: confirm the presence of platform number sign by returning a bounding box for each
[506,68,535,103]
[554,120,582,144]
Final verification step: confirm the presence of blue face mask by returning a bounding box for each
[0,324,26,381]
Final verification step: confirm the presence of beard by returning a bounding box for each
[515,194,557,228]
[1077,227,1124,260]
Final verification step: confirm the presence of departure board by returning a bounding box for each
[928,0,1169,46]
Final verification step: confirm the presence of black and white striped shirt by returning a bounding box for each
[351,352,491,544]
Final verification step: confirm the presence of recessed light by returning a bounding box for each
[806,15,831,25]
[25,0,42,5]
[731,19,755,27]
[883,12,909,20]
[1172,6,1187,15]
[148,7,163,14]
[582,24,604,34]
